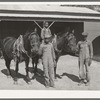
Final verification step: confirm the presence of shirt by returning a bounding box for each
[77,40,93,59]
[39,42,55,61]
[41,27,51,40]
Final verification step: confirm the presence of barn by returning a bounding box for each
[0,4,100,60]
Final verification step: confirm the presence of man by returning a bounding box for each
[39,34,55,88]
[41,21,52,43]
[77,32,93,86]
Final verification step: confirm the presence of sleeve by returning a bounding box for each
[76,41,80,52]
[41,29,44,40]
[52,39,56,51]
[88,41,93,58]
[48,28,52,36]
[51,44,56,60]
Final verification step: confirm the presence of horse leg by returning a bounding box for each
[14,60,19,84]
[54,56,59,80]
[32,58,38,74]
[54,62,57,79]
[25,58,31,83]
[5,59,11,78]
[34,58,38,74]
[3,52,12,78]
[32,58,34,70]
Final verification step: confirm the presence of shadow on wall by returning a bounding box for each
[92,36,100,62]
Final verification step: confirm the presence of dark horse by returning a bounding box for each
[52,28,77,79]
[1,31,40,84]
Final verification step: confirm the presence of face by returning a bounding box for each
[44,38,50,44]
[29,33,40,54]
[83,36,87,41]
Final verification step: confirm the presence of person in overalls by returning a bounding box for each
[39,34,55,88]
[77,32,93,86]
[41,21,52,43]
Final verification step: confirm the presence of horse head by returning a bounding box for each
[57,27,77,55]
[28,31,40,55]
[24,30,40,57]
[64,31,77,55]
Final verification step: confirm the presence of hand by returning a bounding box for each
[56,49,61,53]
[53,60,57,67]
[88,58,92,66]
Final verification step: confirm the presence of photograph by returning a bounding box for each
[0,2,100,93]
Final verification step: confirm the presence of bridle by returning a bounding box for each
[57,32,69,53]
[27,32,40,58]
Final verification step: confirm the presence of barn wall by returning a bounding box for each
[84,22,100,56]
[84,22,100,42]
[51,22,83,43]
[0,21,39,39]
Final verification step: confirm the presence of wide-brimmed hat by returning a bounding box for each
[44,34,51,38]
[43,21,48,26]
[82,32,88,37]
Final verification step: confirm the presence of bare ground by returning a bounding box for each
[0,55,100,90]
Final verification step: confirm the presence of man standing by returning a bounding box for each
[39,34,55,88]
[77,32,93,86]
[41,21,52,43]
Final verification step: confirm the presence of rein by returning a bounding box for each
[23,32,40,59]
[13,34,31,59]
[57,32,69,53]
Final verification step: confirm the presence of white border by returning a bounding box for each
[0,90,100,98]
[0,2,100,98]
[0,2,100,5]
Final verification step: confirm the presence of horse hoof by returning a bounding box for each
[13,78,18,84]
[26,77,31,82]
[14,81,18,85]
[27,81,32,85]
[7,75,11,79]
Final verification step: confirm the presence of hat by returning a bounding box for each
[82,32,88,36]
[44,34,51,38]
[43,21,48,26]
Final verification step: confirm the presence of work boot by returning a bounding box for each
[85,81,90,86]
[45,85,49,88]
[78,79,84,86]
[84,79,87,83]
[50,84,55,88]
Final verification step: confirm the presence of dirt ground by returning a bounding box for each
[0,55,100,90]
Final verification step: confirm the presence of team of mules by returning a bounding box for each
[1,31,40,84]
[0,27,77,84]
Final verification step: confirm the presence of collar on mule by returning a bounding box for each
[13,35,31,59]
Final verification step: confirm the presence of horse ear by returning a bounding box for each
[28,33,32,40]
[65,31,69,36]
[28,35,31,40]
[28,32,36,40]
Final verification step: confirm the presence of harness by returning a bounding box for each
[13,35,30,61]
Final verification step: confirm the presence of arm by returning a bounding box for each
[89,42,93,59]
[76,41,80,53]
[48,28,52,36]
[51,44,56,61]
[41,29,44,40]
[38,44,43,57]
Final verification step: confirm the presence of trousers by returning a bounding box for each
[42,57,55,86]
[79,57,90,82]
